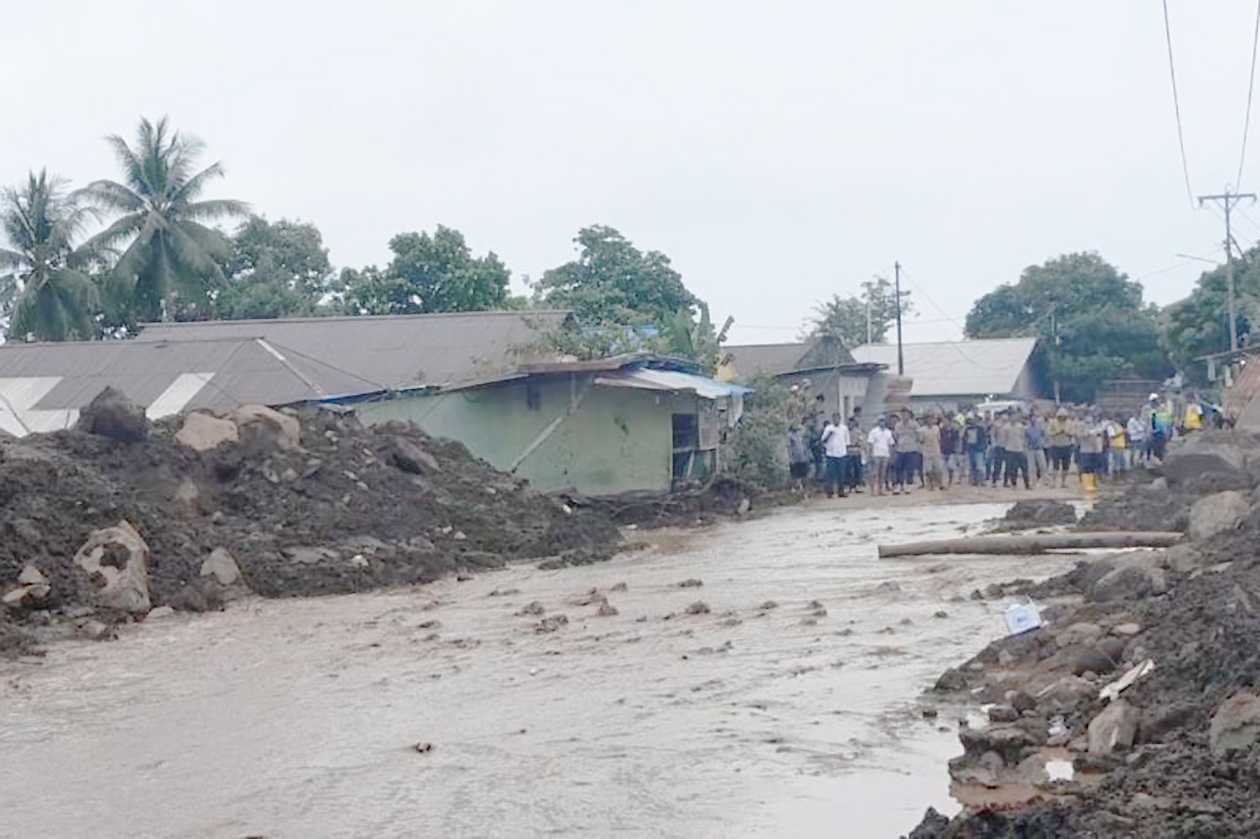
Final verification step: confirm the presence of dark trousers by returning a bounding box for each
[845,454,863,489]
[967,449,985,485]
[1004,451,1030,488]
[990,447,1007,484]
[824,455,848,496]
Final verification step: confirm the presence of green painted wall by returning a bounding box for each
[357,374,696,495]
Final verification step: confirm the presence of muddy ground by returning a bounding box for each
[909,434,1260,838]
[0,408,619,651]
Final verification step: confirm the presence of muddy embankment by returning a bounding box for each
[0,390,620,656]
[908,431,1260,838]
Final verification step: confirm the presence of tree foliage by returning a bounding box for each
[81,116,248,325]
[965,252,1170,403]
[215,216,335,319]
[0,170,101,341]
[1164,247,1260,379]
[807,278,912,347]
[343,225,509,315]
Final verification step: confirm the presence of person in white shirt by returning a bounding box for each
[866,416,895,496]
[819,413,851,498]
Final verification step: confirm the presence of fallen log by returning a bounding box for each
[878,531,1183,559]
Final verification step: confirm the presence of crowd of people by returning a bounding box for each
[785,392,1224,498]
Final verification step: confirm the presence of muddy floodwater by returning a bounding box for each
[0,502,1086,838]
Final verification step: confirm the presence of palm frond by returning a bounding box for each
[177,221,232,262]
[0,248,27,270]
[78,179,146,213]
[103,134,152,197]
[84,212,146,253]
[169,161,224,205]
[181,198,249,221]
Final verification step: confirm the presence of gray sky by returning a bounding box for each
[3,1,1256,344]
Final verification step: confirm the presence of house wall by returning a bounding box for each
[354,374,689,495]
[776,370,872,420]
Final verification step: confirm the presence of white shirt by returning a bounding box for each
[821,422,850,457]
[867,427,895,458]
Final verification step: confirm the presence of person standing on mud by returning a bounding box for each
[1003,412,1031,489]
[819,413,850,498]
[988,413,1009,487]
[1026,412,1049,485]
[1077,413,1106,482]
[963,413,987,486]
[919,415,946,490]
[1126,412,1146,466]
[866,416,895,495]
[892,411,920,495]
[1047,407,1074,487]
[787,424,811,491]
[940,416,962,486]
[808,395,827,483]
[845,412,864,493]
[1106,415,1129,475]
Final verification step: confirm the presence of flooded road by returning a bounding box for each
[0,501,1085,838]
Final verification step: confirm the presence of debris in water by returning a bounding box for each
[413,742,434,754]
[678,578,704,588]
[685,601,710,615]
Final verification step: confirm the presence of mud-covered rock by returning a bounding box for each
[1188,491,1250,541]
[1089,562,1167,603]
[390,437,441,474]
[72,520,151,614]
[175,412,239,453]
[1164,438,1248,488]
[1088,699,1139,755]
[1004,499,1077,527]
[76,386,149,442]
[1210,691,1260,756]
[228,404,301,450]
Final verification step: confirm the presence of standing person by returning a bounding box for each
[846,412,864,494]
[787,424,811,491]
[940,417,962,487]
[963,413,988,486]
[1004,412,1031,489]
[1149,394,1173,462]
[920,415,946,490]
[819,413,850,499]
[1106,415,1129,475]
[1077,413,1107,485]
[866,416,895,496]
[1027,412,1049,485]
[1126,412,1146,466]
[893,411,921,495]
[989,413,1009,487]
[808,395,828,485]
[1183,391,1204,434]
[1047,407,1074,487]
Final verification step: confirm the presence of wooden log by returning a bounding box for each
[877,531,1183,559]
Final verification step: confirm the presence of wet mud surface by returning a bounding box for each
[0,502,1083,838]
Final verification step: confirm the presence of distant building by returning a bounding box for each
[849,337,1044,411]
[719,336,885,420]
[136,311,748,496]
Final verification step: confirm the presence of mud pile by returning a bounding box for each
[909,431,1260,838]
[0,406,619,650]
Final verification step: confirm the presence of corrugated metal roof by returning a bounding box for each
[850,338,1039,397]
[594,368,754,399]
[722,342,813,377]
[0,338,382,436]
[135,310,574,388]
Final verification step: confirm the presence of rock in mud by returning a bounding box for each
[228,404,301,450]
[677,578,703,588]
[1209,691,1260,756]
[610,582,628,592]
[175,412,239,453]
[988,704,1020,723]
[76,386,149,442]
[1163,437,1248,487]
[1055,622,1104,647]
[200,548,243,587]
[76,618,116,641]
[596,603,618,617]
[1088,699,1139,755]
[72,521,151,614]
[1089,562,1167,603]
[1188,491,1250,541]
[934,668,968,692]
[684,601,710,615]
[534,614,569,633]
[17,564,47,586]
[390,437,441,475]
[516,601,545,617]
[1003,499,1077,527]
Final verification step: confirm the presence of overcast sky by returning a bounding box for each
[3,2,1257,344]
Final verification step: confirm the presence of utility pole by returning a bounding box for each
[894,261,904,375]
[865,298,873,345]
[1050,303,1060,404]
[1198,187,1257,352]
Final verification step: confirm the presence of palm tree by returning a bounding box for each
[81,116,247,322]
[0,170,101,341]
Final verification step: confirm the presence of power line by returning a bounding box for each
[1239,0,1260,187]
[1162,0,1196,206]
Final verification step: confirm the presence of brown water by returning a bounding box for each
[0,502,1084,838]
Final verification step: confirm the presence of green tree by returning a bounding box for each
[965,252,1170,402]
[807,278,913,346]
[1164,247,1260,379]
[215,216,334,319]
[81,116,247,325]
[343,226,509,315]
[0,170,101,341]
[535,225,698,326]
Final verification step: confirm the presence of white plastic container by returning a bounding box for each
[1003,601,1043,636]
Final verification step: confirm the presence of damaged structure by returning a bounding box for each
[719,336,885,419]
[0,310,748,497]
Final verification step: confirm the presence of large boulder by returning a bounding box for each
[1164,438,1248,488]
[1089,560,1168,603]
[1209,691,1260,756]
[72,521,152,614]
[390,437,441,474]
[1089,699,1140,755]
[199,547,250,602]
[76,386,149,442]
[1004,499,1077,527]
[1188,491,1250,541]
[176,412,239,453]
[228,405,301,451]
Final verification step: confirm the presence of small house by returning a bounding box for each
[720,336,885,420]
[850,338,1044,412]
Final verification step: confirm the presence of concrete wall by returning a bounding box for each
[355,374,697,496]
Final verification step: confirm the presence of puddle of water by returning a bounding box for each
[0,502,1087,838]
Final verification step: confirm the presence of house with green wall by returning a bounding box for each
[136,311,749,496]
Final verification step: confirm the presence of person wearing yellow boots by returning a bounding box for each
[1077,412,1107,492]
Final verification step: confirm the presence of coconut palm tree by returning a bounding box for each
[0,170,101,341]
[81,116,248,322]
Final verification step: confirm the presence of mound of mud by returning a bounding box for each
[1001,499,1077,529]
[1079,480,1195,533]
[0,409,619,627]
